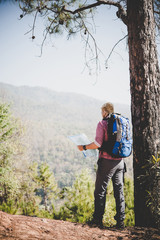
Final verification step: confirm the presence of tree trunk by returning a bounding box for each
[43,187,48,211]
[127,0,160,227]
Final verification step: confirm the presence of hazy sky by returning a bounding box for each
[0,1,130,104]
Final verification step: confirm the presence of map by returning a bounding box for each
[68,133,97,157]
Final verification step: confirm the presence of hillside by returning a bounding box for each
[0,82,133,187]
[1,211,160,240]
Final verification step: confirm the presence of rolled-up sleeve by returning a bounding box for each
[94,122,104,147]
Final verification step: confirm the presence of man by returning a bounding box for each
[78,102,125,229]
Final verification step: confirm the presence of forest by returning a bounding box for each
[0,82,134,227]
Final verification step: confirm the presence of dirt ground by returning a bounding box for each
[0,211,160,240]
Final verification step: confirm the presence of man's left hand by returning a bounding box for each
[77,145,83,151]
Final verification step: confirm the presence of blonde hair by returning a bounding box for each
[101,102,114,114]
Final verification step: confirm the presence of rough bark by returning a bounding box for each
[127,0,160,227]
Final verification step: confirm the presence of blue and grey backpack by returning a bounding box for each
[99,113,132,158]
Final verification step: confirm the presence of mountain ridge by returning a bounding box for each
[0,82,130,110]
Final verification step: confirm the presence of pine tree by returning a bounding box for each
[0,103,23,213]
[30,162,58,212]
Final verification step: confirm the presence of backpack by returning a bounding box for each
[99,113,132,158]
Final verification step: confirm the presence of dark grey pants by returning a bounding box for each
[93,158,125,222]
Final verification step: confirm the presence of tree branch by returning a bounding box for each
[63,0,127,25]
[154,10,160,15]
[20,0,128,73]
[74,13,103,75]
[63,2,102,14]
[105,34,128,68]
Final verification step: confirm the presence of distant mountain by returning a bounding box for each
[0,82,132,187]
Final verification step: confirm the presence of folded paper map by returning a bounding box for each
[68,133,97,157]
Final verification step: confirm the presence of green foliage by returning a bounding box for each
[17,0,93,38]
[57,169,134,227]
[30,162,58,211]
[38,204,55,219]
[0,103,21,168]
[0,102,41,216]
[0,103,15,143]
[58,169,94,223]
[0,199,18,215]
[140,154,160,229]
[103,181,117,227]
[124,177,134,226]
[19,200,39,216]
[103,177,134,227]
[0,103,23,212]
[0,166,20,206]
[18,171,41,216]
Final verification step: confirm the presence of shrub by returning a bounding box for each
[58,169,94,223]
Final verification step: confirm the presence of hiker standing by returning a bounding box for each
[78,102,125,228]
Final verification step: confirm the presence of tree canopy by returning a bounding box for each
[15,0,160,49]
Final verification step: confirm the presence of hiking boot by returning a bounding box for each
[87,218,103,228]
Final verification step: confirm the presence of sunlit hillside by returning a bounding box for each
[0,82,132,187]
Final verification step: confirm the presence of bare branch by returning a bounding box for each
[77,13,105,76]
[31,10,38,38]
[105,34,128,68]
[40,21,59,56]
[24,10,38,38]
